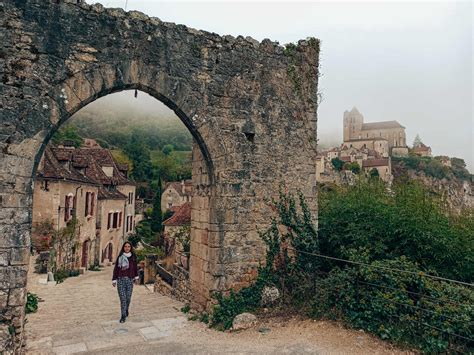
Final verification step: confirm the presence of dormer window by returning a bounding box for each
[102,166,113,177]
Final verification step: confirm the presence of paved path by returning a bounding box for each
[25,261,407,354]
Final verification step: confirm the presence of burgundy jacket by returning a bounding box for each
[112,254,138,281]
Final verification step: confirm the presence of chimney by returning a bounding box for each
[181,180,185,194]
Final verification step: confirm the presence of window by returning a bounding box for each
[118,212,122,228]
[64,195,73,222]
[128,192,134,205]
[84,192,95,217]
[113,212,118,228]
[107,213,112,229]
[91,193,95,216]
[85,192,89,216]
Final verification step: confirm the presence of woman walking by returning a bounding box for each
[112,242,139,323]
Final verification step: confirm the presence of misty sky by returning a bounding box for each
[87,0,473,171]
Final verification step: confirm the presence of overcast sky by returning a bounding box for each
[87,0,473,171]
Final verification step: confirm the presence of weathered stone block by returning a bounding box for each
[9,248,30,266]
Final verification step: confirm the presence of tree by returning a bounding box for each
[412,134,423,148]
[331,157,344,171]
[52,125,83,148]
[124,130,152,181]
[345,162,360,174]
[369,168,379,178]
[162,144,174,156]
[151,176,163,233]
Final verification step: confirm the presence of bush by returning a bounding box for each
[135,246,164,263]
[331,157,344,171]
[310,258,473,353]
[318,180,473,282]
[25,292,39,314]
[210,187,474,352]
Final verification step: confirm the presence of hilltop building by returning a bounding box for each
[343,107,409,157]
[32,141,136,270]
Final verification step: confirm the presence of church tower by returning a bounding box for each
[343,107,364,141]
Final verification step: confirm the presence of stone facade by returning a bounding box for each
[343,107,408,156]
[0,1,319,351]
[161,180,192,212]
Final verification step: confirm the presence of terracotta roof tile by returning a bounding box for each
[361,121,404,130]
[362,159,390,167]
[163,202,191,226]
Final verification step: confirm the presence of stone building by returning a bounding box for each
[161,180,192,212]
[163,202,191,268]
[343,107,408,156]
[412,143,432,157]
[32,143,136,269]
[316,145,392,183]
[32,147,100,270]
[362,159,392,181]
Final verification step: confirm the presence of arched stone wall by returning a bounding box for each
[0,0,320,350]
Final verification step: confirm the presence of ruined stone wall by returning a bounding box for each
[1,0,319,350]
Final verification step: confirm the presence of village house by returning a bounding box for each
[163,202,191,269]
[161,180,192,212]
[343,107,409,157]
[412,142,432,157]
[32,141,136,271]
[316,144,392,183]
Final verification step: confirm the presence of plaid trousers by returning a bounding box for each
[117,277,134,317]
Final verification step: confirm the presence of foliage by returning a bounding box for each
[124,130,153,181]
[88,265,101,271]
[53,269,80,284]
[162,144,174,156]
[310,258,473,353]
[135,246,164,263]
[127,233,141,248]
[50,218,81,273]
[181,304,191,314]
[151,177,163,233]
[210,187,474,352]
[412,134,423,148]
[111,149,134,175]
[134,220,156,244]
[392,156,471,181]
[344,162,360,174]
[150,150,192,182]
[51,125,83,148]
[331,157,344,171]
[25,292,39,314]
[318,180,473,282]
[175,226,191,254]
[369,168,379,178]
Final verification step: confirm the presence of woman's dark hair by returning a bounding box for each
[118,241,135,257]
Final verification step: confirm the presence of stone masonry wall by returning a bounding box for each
[0,0,320,351]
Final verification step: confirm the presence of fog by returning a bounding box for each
[88,0,473,171]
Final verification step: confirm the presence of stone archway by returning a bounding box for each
[1,0,320,350]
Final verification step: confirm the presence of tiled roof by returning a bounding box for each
[344,138,387,142]
[413,144,431,152]
[38,147,98,185]
[340,156,351,162]
[164,180,192,197]
[361,121,404,130]
[97,187,127,200]
[163,202,191,226]
[50,147,133,186]
[362,159,390,167]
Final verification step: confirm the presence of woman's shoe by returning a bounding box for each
[119,316,126,323]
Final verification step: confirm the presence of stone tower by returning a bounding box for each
[343,107,364,141]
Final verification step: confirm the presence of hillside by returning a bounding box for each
[392,155,473,211]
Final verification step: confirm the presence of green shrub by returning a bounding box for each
[54,269,69,284]
[310,258,473,353]
[25,292,39,314]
